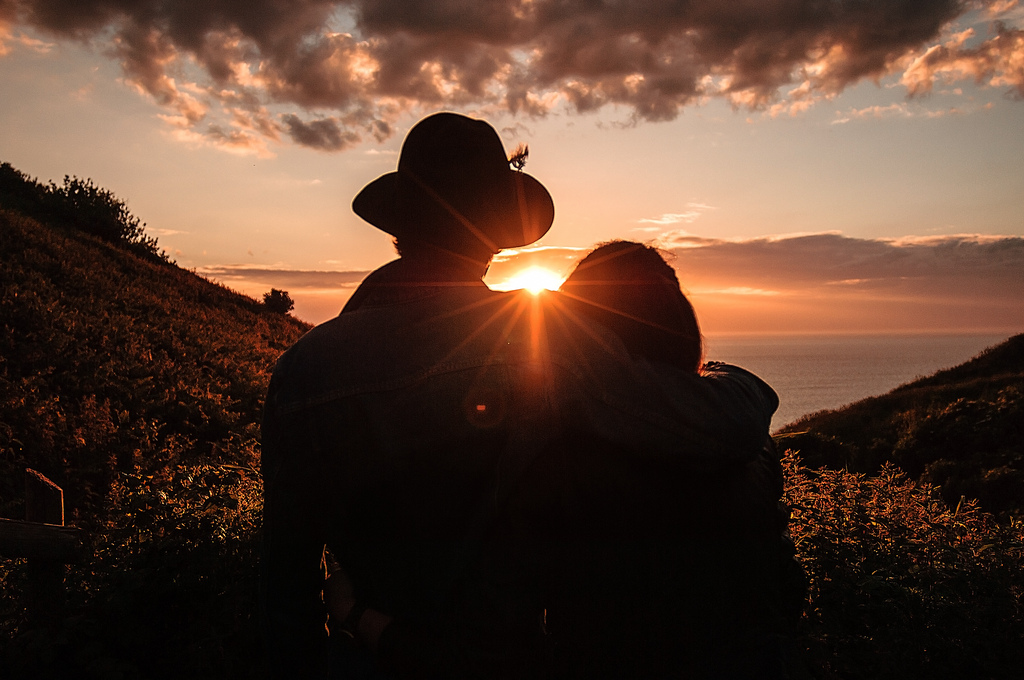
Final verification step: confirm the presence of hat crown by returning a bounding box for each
[352,112,554,251]
[396,113,515,231]
[399,113,509,187]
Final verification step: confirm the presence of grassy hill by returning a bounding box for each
[1,178,309,677]
[778,334,1024,518]
[1,165,1021,679]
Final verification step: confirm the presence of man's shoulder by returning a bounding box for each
[268,285,532,406]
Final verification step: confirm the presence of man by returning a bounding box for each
[260,112,781,678]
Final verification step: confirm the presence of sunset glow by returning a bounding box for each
[0,1,1021,333]
[492,267,566,295]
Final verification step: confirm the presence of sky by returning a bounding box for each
[1,0,1023,334]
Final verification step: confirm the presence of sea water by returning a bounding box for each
[704,333,1013,432]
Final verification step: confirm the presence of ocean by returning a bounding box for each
[704,333,1013,432]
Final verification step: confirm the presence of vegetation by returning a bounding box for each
[0,162,165,262]
[262,288,295,315]
[1,165,1021,678]
[778,334,1024,518]
[784,452,1023,679]
[1,184,309,677]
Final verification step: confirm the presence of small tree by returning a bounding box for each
[263,289,295,314]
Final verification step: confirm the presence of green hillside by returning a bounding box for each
[1,164,1021,679]
[778,334,1024,518]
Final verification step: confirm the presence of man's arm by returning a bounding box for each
[549,355,779,469]
[537,302,778,467]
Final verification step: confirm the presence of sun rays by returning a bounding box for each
[491,266,565,295]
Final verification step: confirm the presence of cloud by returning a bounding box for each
[902,23,1024,98]
[199,265,370,290]
[3,1,1020,152]
[646,232,1024,334]
[196,264,371,323]
[639,212,701,226]
[663,232,1024,300]
[194,235,1023,331]
[487,244,587,288]
[484,233,1023,334]
[845,102,914,119]
[282,114,360,151]
[636,203,717,233]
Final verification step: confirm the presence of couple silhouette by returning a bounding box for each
[261,112,802,679]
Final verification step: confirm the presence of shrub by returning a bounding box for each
[778,335,1024,518]
[47,175,163,260]
[262,289,294,315]
[783,450,1024,679]
[0,161,165,262]
[1,211,310,678]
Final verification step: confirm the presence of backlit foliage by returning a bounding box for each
[263,288,295,315]
[782,451,1024,679]
[1,202,308,678]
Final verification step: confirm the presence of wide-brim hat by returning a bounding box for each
[352,112,554,252]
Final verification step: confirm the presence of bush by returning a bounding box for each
[778,335,1024,518]
[262,289,294,315]
[0,161,165,262]
[1,211,310,678]
[783,450,1024,679]
[47,175,163,260]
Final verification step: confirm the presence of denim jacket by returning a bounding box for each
[260,258,779,678]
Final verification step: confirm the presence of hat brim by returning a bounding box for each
[352,169,554,251]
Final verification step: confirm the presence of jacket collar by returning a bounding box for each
[342,257,490,313]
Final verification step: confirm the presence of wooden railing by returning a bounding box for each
[0,469,86,626]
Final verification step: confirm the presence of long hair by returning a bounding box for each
[561,241,703,373]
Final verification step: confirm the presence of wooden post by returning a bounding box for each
[25,468,65,626]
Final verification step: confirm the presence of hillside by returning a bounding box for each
[778,334,1024,518]
[0,200,309,677]
[0,166,1021,679]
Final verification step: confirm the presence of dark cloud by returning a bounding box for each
[282,113,359,150]
[661,233,1024,301]
[3,0,1019,151]
[1,0,17,23]
[200,265,370,289]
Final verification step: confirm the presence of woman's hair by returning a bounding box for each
[561,241,703,372]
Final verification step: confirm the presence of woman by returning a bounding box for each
[540,242,797,678]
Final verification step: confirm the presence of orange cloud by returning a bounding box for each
[902,24,1024,98]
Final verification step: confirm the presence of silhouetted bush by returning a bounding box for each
[0,162,48,217]
[263,288,294,315]
[0,160,165,262]
[47,175,160,257]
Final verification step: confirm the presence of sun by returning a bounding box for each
[493,266,565,295]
